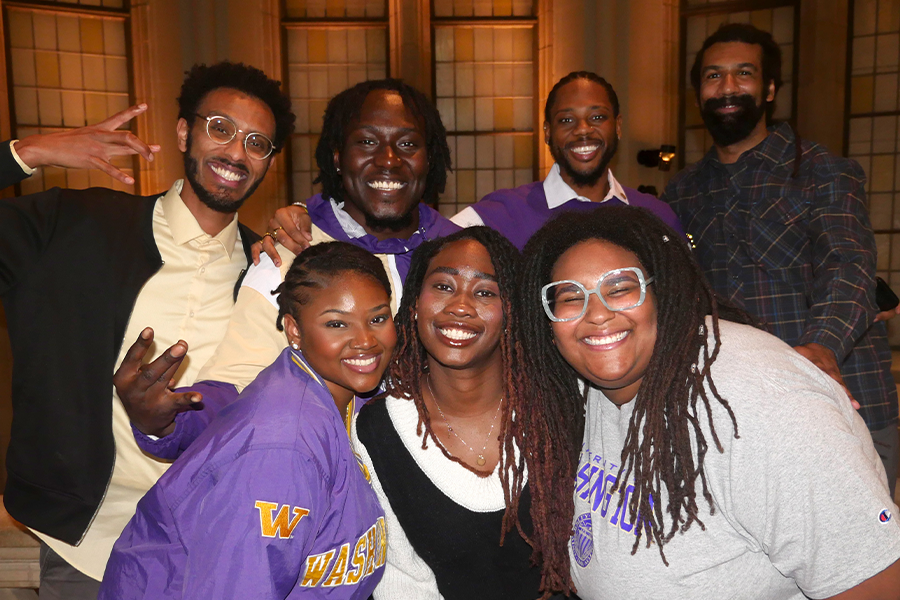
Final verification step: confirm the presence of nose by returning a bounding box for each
[374,143,401,169]
[583,292,614,325]
[720,72,738,95]
[445,291,475,318]
[350,326,377,350]
[573,117,592,136]
[222,135,248,163]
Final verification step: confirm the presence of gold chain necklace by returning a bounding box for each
[426,376,503,467]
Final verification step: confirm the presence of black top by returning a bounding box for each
[356,397,542,600]
[0,185,257,543]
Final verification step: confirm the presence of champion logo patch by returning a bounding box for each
[879,509,893,524]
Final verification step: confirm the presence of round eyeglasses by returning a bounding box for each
[195,114,274,160]
[541,267,654,322]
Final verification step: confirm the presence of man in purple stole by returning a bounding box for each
[452,72,683,250]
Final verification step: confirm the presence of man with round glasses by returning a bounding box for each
[0,61,294,599]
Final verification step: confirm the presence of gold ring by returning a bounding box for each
[272,226,284,235]
[262,232,275,241]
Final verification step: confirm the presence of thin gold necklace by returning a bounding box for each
[426,376,503,467]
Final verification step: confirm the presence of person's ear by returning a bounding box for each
[284,313,302,351]
[543,121,550,145]
[177,118,189,153]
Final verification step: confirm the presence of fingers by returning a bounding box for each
[89,155,136,185]
[169,390,203,412]
[97,103,148,132]
[119,327,154,373]
[136,340,188,391]
[285,206,314,242]
[261,234,281,267]
[252,240,262,265]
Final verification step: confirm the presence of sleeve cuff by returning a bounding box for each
[9,140,36,175]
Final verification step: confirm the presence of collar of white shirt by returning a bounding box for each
[542,163,629,209]
[160,179,240,258]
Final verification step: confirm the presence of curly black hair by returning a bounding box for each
[690,23,783,122]
[274,241,392,331]
[515,206,755,596]
[544,71,620,123]
[177,61,295,152]
[314,79,451,204]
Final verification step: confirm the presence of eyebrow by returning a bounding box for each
[318,303,391,317]
[356,125,421,135]
[554,104,607,114]
[702,62,758,72]
[429,265,498,282]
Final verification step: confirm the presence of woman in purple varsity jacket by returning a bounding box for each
[98,242,397,600]
[352,227,561,600]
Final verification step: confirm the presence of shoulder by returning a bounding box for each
[705,319,851,415]
[661,162,707,204]
[240,252,288,309]
[799,139,865,183]
[477,182,543,207]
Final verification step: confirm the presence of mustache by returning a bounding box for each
[702,94,758,113]
[210,157,249,174]
[564,137,603,149]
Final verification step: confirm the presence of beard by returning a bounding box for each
[182,133,264,214]
[361,207,416,233]
[550,135,618,188]
[700,94,768,148]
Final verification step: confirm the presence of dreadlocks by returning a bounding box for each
[314,79,452,205]
[274,241,392,331]
[515,206,754,597]
[382,226,529,538]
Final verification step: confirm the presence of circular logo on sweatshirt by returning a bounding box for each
[879,509,893,524]
[571,512,594,568]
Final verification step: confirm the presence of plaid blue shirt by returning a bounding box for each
[663,123,897,430]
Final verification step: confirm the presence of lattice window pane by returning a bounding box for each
[6,7,133,192]
[433,0,533,17]
[848,0,900,344]
[434,23,534,216]
[284,0,385,19]
[286,25,387,202]
[681,5,796,167]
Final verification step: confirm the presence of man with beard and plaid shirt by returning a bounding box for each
[663,23,899,495]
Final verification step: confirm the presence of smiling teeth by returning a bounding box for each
[368,180,405,191]
[440,328,476,341]
[344,356,377,366]
[572,144,600,154]
[211,165,246,181]
[584,331,628,346]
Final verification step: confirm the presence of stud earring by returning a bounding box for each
[336,167,341,173]
[291,342,299,350]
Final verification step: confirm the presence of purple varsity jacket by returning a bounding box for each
[101,348,386,600]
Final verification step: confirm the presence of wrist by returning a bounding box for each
[11,138,40,172]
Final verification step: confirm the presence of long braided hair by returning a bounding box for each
[514,206,754,596]
[382,227,529,540]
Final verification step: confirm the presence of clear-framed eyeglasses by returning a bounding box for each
[195,114,275,160]
[541,267,655,322]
